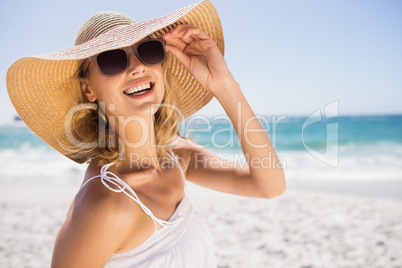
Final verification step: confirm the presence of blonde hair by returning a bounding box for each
[65,56,185,166]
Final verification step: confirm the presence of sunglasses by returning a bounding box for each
[85,38,166,77]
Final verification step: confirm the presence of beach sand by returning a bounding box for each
[1,182,401,268]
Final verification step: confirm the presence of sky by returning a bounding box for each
[1,0,401,124]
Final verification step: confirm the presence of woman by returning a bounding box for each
[7,1,285,267]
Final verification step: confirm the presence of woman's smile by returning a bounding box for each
[123,79,155,99]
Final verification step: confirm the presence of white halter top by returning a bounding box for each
[79,152,216,268]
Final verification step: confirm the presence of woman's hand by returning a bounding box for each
[163,25,236,96]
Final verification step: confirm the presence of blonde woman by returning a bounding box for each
[6,1,285,267]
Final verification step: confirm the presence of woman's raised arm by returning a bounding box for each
[164,25,285,199]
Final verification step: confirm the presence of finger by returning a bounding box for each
[182,27,210,41]
[168,25,201,44]
[170,24,195,35]
[164,34,189,51]
[176,28,199,44]
[164,25,194,47]
[166,44,191,70]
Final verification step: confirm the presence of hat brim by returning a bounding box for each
[6,0,224,164]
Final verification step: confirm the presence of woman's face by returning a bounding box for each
[80,43,165,121]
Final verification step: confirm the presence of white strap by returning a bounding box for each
[166,151,188,193]
[166,151,185,182]
[79,162,182,232]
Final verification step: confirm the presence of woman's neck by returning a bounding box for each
[114,113,159,173]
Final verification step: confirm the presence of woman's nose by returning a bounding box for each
[126,52,146,76]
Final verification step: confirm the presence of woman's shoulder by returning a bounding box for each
[72,182,135,238]
[74,161,138,221]
[64,160,141,242]
[52,164,140,266]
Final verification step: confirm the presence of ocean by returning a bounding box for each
[1,115,401,187]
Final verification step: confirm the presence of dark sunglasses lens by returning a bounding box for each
[97,49,127,76]
[137,40,165,65]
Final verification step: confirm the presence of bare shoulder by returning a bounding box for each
[74,162,137,223]
[51,166,136,267]
[74,174,135,226]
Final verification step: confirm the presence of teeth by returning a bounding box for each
[135,90,148,95]
[125,82,151,95]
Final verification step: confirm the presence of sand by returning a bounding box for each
[0,182,401,268]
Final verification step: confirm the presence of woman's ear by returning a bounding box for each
[80,78,97,102]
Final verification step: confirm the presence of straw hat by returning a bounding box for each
[6,0,224,164]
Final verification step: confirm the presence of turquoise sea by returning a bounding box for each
[1,115,401,186]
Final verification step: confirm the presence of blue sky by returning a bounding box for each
[1,0,401,124]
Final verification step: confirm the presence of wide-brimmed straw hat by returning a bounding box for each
[6,0,224,164]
